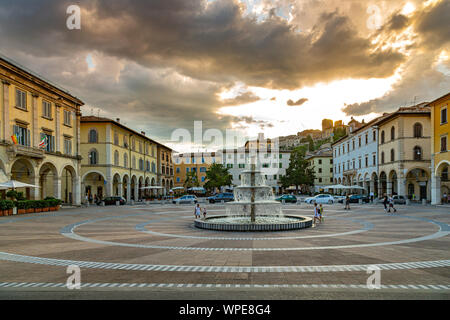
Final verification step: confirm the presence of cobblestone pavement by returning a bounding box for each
[0,203,449,299]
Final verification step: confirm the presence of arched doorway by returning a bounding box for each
[82,171,106,203]
[388,170,397,196]
[10,158,36,199]
[406,168,429,201]
[113,173,121,196]
[131,175,137,200]
[379,172,387,196]
[61,165,76,204]
[138,176,144,200]
[39,162,58,199]
[122,174,129,201]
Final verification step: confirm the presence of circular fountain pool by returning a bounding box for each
[195,215,312,231]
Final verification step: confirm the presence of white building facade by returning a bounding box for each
[332,118,382,195]
[222,149,291,194]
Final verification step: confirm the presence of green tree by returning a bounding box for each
[184,170,200,188]
[204,163,232,192]
[332,127,347,142]
[280,146,316,193]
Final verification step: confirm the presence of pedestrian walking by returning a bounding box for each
[443,192,448,204]
[194,203,201,219]
[319,204,324,222]
[383,195,388,213]
[313,203,321,226]
[345,195,350,210]
[388,195,397,213]
[203,207,207,219]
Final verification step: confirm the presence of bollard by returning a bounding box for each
[406,199,410,205]
[101,201,105,206]
[13,207,17,215]
[115,201,120,206]
[422,199,426,205]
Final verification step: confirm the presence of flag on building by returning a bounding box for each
[11,134,18,145]
[39,136,47,149]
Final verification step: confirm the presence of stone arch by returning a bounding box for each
[379,171,387,196]
[38,161,59,200]
[61,164,77,204]
[10,158,36,200]
[138,176,144,200]
[131,175,137,200]
[388,170,397,195]
[82,170,106,202]
[112,172,121,196]
[122,174,130,201]
[406,167,430,201]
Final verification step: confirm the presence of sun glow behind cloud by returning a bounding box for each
[217,72,401,139]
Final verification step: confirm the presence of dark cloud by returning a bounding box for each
[0,0,405,89]
[221,91,261,106]
[287,98,308,106]
[387,13,410,31]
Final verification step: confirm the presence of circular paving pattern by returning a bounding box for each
[0,204,449,294]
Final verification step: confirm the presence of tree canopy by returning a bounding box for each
[183,170,200,188]
[204,163,232,191]
[280,146,315,192]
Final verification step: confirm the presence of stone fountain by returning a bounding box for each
[195,159,312,232]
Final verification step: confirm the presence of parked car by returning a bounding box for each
[392,195,406,204]
[337,194,370,203]
[207,192,234,203]
[304,194,335,204]
[333,195,346,202]
[100,196,126,205]
[172,195,198,204]
[275,194,297,203]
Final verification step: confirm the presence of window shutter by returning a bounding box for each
[26,129,30,146]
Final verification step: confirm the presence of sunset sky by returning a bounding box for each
[0,0,448,152]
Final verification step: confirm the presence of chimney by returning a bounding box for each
[141,131,146,136]
[116,118,120,123]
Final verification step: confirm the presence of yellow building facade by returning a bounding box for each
[305,147,333,192]
[430,92,450,204]
[377,104,431,201]
[0,54,83,204]
[80,116,167,202]
[173,152,221,188]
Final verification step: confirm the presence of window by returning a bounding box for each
[318,168,322,173]
[358,137,361,147]
[152,162,156,173]
[200,167,206,172]
[176,177,180,183]
[330,167,333,173]
[391,126,395,140]
[390,149,395,162]
[139,158,144,170]
[40,132,55,152]
[132,156,136,169]
[365,134,368,144]
[42,100,51,118]
[441,107,448,124]
[201,176,205,182]
[318,159,322,164]
[319,178,322,183]
[279,163,282,168]
[114,151,119,166]
[365,156,368,167]
[146,161,150,172]
[413,123,423,138]
[89,149,98,165]
[114,132,119,145]
[441,136,447,152]
[64,138,72,155]
[15,88,27,109]
[381,152,385,164]
[124,153,128,168]
[139,141,142,153]
[13,125,30,146]
[131,138,135,151]
[123,136,128,148]
[381,131,385,144]
[358,158,361,168]
[63,110,71,126]
[330,159,333,164]
[239,163,245,168]
[413,146,422,160]
[373,154,376,166]
[88,129,98,143]
[373,130,376,141]
[227,164,233,169]
[176,167,180,173]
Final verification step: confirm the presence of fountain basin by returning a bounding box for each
[195,215,312,232]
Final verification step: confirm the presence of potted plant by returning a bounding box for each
[34,200,43,213]
[26,200,35,214]
[16,201,27,214]
[41,199,49,212]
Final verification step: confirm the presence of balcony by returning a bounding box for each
[7,144,45,159]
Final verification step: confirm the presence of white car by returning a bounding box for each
[172,195,198,204]
[304,194,335,204]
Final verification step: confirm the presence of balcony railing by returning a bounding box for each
[7,144,44,159]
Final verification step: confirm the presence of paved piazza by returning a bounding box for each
[0,203,449,299]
